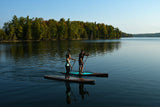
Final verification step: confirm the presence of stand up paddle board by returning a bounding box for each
[44,75,95,84]
[60,71,108,77]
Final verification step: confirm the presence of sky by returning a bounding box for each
[0,0,160,34]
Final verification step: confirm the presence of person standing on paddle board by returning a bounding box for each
[65,54,76,79]
[79,50,90,74]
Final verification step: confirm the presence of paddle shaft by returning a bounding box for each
[71,60,76,71]
[83,56,88,72]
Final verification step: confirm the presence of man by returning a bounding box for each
[79,50,90,74]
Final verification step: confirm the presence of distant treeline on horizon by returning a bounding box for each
[0,15,131,41]
[133,33,160,37]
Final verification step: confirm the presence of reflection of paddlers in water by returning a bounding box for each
[65,53,76,79]
[65,82,78,104]
[79,50,90,74]
[79,83,89,99]
[65,82,89,104]
[65,82,71,104]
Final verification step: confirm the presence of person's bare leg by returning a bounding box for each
[81,64,84,72]
[79,66,82,75]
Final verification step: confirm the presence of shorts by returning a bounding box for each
[79,63,83,68]
[66,66,70,74]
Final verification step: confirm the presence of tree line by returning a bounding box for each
[0,15,128,41]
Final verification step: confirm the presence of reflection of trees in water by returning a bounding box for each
[3,40,121,59]
[0,40,121,82]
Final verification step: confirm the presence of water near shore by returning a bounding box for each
[0,37,160,107]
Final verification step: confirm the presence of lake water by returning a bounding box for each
[0,37,160,107]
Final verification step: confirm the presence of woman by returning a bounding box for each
[65,54,76,79]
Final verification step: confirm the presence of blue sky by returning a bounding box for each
[0,0,160,34]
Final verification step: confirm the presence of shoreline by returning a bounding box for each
[0,39,86,43]
[0,38,121,43]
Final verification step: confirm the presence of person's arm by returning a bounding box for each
[85,53,90,56]
[67,58,72,68]
[70,57,76,61]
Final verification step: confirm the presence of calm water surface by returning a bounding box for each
[0,37,160,107]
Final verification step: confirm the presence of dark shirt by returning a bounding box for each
[79,53,85,65]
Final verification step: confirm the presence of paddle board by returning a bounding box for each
[44,75,95,83]
[60,71,108,77]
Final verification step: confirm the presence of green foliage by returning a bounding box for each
[98,24,107,39]
[32,18,42,40]
[47,19,57,39]
[0,29,6,40]
[121,32,133,37]
[1,15,128,41]
[24,16,32,40]
[57,18,66,39]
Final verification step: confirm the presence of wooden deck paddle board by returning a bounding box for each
[44,75,95,83]
[60,71,108,77]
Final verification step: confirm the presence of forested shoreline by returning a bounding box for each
[0,15,129,41]
[133,33,160,37]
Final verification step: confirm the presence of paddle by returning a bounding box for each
[83,56,88,72]
[71,60,76,71]
[84,55,88,64]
